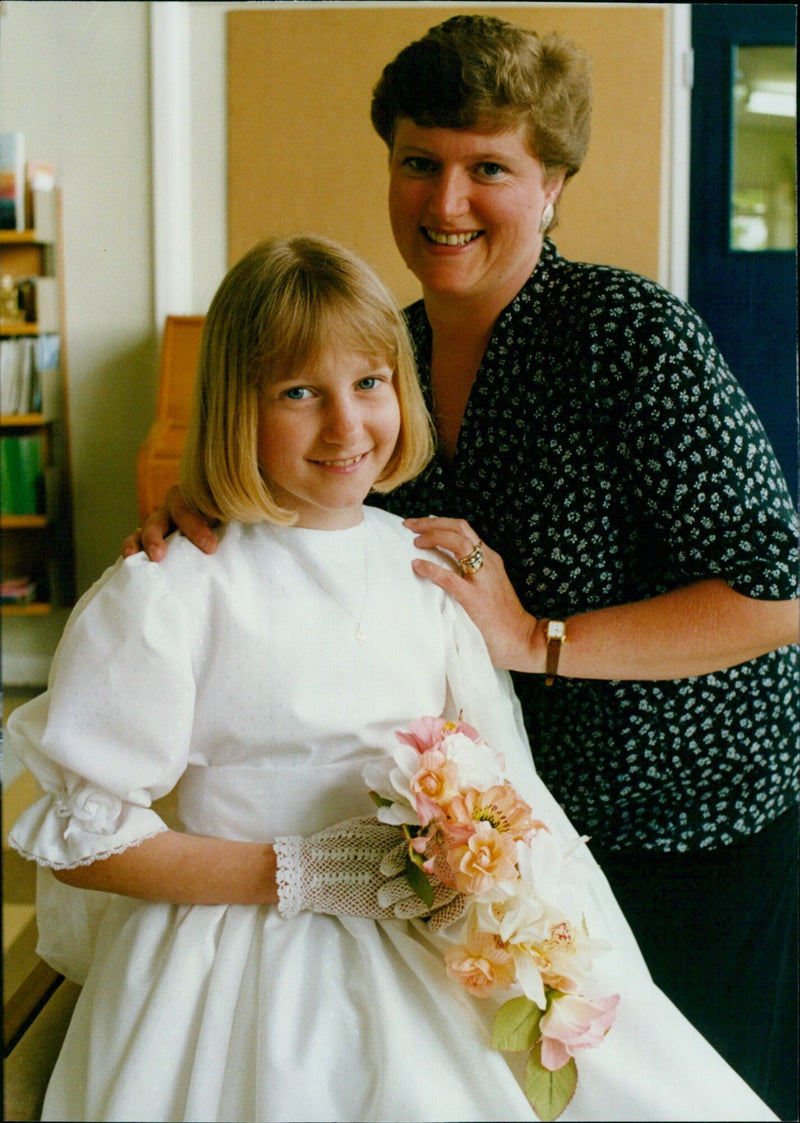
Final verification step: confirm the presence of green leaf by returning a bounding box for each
[404,855,435,907]
[525,1044,577,1122]
[491,995,543,1052]
[368,790,393,808]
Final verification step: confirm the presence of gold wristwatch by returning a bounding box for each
[543,619,567,686]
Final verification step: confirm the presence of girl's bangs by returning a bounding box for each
[259,294,398,384]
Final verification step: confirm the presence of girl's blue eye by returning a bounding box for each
[358,377,378,390]
[284,386,310,400]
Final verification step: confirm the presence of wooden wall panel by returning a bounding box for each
[228,5,664,306]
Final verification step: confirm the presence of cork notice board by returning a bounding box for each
[228,5,665,306]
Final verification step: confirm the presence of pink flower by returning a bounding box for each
[539,992,620,1072]
[444,931,516,997]
[396,716,482,755]
[445,819,519,895]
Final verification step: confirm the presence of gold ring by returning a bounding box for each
[457,542,484,575]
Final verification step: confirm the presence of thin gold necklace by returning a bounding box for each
[275,529,369,645]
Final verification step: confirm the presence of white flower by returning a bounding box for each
[362,746,420,826]
[441,733,504,791]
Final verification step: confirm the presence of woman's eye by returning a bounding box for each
[403,156,436,174]
[477,162,506,178]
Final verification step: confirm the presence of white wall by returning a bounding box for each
[0,0,156,594]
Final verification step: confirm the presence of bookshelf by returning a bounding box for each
[1,189,74,616]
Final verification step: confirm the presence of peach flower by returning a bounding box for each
[446,820,519,895]
[409,750,460,825]
[444,931,516,997]
[446,784,545,842]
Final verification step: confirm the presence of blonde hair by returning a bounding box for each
[371,15,591,185]
[180,235,434,525]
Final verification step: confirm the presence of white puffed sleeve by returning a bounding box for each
[8,552,198,871]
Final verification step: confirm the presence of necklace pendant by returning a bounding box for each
[356,623,366,645]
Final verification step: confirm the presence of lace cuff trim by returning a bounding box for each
[10,825,169,871]
[274,835,304,918]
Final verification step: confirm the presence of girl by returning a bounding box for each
[9,236,775,1122]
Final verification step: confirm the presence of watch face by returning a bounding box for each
[547,620,566,641]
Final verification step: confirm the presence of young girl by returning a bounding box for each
[8,236,775,1122]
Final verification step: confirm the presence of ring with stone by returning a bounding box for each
[457,542,484,576]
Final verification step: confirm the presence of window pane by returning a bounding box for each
[731,45,796,251]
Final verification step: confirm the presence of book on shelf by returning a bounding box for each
[34,334,60,412]
[26,161,56,236]
[1,576,37,606]
[0,132,25,231]
[0,334,59,415]
[1,337,28,413]
[1,432,45,515]
[16,275,59,331]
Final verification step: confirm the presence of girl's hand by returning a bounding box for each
[122,486,219,561]
[404,517,540,672]
[273,816,463,921]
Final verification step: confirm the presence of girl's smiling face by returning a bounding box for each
[257,348,401,529]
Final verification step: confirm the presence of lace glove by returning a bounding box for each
[274,816,464,923]
[377,841,468,931]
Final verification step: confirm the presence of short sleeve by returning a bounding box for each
[8,552,198,870]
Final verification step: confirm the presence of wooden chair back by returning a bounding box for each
[136,315,205,523]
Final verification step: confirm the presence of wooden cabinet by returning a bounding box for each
[1,191,74,615]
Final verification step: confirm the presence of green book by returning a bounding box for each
[1,434,43,514]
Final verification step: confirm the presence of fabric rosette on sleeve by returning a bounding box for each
[363,715,619,1122]
[9,771,168,870]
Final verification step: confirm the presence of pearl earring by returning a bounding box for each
[539,203,555,234]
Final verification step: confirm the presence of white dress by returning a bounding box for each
[8,508,775,1123]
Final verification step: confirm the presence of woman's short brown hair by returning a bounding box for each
[180,235,434,526]
[371,15,592,182]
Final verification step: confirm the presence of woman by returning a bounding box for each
[130,17,799,1117]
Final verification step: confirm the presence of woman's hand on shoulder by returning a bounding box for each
[404,516,540,672]
[122,486,219,562]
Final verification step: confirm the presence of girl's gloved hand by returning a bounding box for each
[274,816,465,924]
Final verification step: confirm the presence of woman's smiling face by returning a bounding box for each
[388,118,564,311]
[257,348,401,529]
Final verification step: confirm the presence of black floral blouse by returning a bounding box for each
[376,239,799,852]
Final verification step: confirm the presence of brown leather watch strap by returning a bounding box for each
[544,620,567,686]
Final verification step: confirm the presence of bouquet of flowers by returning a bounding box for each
[363,716,619,1122]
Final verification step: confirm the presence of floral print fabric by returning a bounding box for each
[377,240,799,852]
